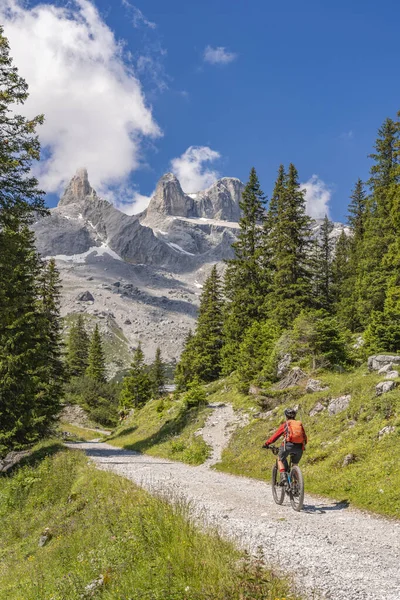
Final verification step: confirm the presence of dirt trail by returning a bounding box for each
[198,403,249,466]
[68,439,400,600]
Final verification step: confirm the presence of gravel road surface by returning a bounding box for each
[69,441,400,600]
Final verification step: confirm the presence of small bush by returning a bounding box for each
[183,379,207,407]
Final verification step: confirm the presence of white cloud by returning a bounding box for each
[1,0,161,195]
[121,0,156,29]
[170,146,221,193]
[203,45,237,65]
[301,175,332,219]
[115,191,152,215]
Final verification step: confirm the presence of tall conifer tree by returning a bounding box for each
[222,168,267,373]
[86,324,106,383]
[151,347,166,397]
[268,163,312,327]
[67,315,90,378]
[313,216,335,312]
[120,343,152,408]
[175,266,224,387]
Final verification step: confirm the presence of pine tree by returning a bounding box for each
[222,168,267,373]
[0,226,43,455]
[0,29,61,456]
[347,179,367,242]
[151,347,166,397]
[67,315,90,378]
[268,163,313,327]
[34,258,65,432]
[175,266,224,387]
[86,324,106,383]
[313,216,335,311]
[120,343,152,408]
[0,27,46,227]
[355,117,400,324]
[175,330,196,391]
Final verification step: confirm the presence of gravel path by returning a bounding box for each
[69,441,400,600]
[197,403,249,466]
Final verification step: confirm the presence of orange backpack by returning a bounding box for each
[284,419,305,444]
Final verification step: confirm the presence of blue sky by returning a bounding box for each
[2,0,400,220]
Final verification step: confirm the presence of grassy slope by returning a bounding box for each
[110,369,400,518]
[108,396,211,465]
[212,369,400,518]
[0,442,299,600]
[58,422,108,442]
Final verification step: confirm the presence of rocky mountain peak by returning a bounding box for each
[147,172,193,217]
[59,168,96,207]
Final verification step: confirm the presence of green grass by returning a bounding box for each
[215,368,400,518]
[58,423,107,442]
[0,442,300,600]
[108,396,211,465]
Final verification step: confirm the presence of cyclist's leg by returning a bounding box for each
[278,445,289,480]
[289,444,303,465]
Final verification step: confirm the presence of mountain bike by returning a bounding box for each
[266,445,304,511]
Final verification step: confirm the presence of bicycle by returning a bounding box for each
[265,445,305,511]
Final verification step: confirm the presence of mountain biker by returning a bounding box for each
[262,408,307,486]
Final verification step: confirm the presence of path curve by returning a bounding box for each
[68,441,400,600]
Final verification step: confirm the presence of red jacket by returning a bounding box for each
[265,420,307,448]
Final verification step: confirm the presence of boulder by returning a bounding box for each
[328,394,351,415]
[276,367,306,390]
[368,355,400,371]
[124,319,132,325]
[76,290,94,302]
[376,381,397,396]
[309,402,325,417]
[249,384,263,396]
[378,363,393,374]
[385,370,399,380]
[38,528,52,547]
[342,453,356,467]
[378,425,396,439]
[306,379,328,393]
[277,353,291,378]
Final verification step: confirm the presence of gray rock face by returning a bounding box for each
[328,394,351,415]
[146,173,244,221]
[147,173,193,217]
[342,453,356,467]
[368,355,400,371]
[376,381,397,396]
[59,168,96,206]
[277,353,292,378]
[385,370,399,380]
[195,178,244,221]
[309,402,325,417]
[76,291,94,302]
[306,379,328,393]
[378,425,396,439]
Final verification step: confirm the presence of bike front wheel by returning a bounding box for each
[271,465,285,505]
[289,465,304,511]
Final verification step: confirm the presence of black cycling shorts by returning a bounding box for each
[278,442,303,469]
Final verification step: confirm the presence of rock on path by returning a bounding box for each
[67,441,400,600]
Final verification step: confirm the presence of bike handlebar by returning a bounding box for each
[264,445,279,456]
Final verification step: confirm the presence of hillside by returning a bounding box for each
[109,358,400,518]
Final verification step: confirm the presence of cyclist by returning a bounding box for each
[262,408,307,486]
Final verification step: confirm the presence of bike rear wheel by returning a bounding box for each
[289,465,304,511]
[271,464,285,505]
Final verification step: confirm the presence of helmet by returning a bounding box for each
[284,408,297,420]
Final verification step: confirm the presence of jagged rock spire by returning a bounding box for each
[146,173,194,217]
[59,168,96,206]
